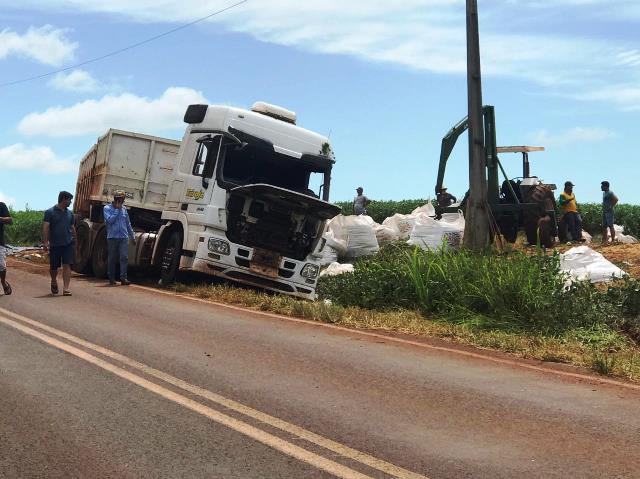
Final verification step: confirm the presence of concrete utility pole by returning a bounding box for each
[463,0,491,251]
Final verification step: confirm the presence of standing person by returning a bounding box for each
[353,187,371,215]
[601,181,619,244]
[437,187,457,207]
[558,181,583,242]
[0,201,13,295]
[43,191,76,296]
[103,190,135,286]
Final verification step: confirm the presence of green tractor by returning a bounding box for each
[434,105,557,247]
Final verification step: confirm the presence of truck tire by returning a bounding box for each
[91,230,108,279]
[72,221,92,274]
[159,230,182,285]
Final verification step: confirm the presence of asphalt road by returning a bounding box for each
[1,261,639,478]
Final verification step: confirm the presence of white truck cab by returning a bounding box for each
[73,102,340,299]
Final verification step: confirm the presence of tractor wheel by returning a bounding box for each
[525,214,555,248]
[497,214,518,243]
[537,216,555,248]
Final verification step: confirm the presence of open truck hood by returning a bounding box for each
[230,184,341,220]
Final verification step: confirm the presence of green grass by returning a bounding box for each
[316,242,640,378]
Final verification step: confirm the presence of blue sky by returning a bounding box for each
[0,0,639,210]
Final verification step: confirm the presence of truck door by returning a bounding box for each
[181,134,222,224]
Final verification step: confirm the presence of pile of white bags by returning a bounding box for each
[408,211,465,251]
[382,202,437,240]
[560,246,627,284]
[326,215,379,259]
[613,225,639,244]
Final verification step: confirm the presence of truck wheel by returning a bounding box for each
[91,230,108,279]
[73,221,92,274]
[159,230,182,285]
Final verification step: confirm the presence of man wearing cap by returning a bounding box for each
[601,181,619,244]
[437,187,457,208]
[558,181,583,242]
[104,190,135,285]
[353,187,371,215]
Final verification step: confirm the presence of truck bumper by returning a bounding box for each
[187,239,319,300]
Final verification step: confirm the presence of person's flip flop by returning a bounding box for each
[2,282,11,295]
[51,282,59,295]
[63,291,72,296]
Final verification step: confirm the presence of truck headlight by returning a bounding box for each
[208,238,230,255]
[301,263,319,279]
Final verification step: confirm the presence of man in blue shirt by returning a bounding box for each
[103,190,135,285]
[601,180,619,244]
[43,191,76,296]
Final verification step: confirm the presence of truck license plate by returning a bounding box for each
[250,248,281,278]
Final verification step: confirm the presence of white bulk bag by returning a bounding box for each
[560,246,627,284]
[613,225,639,244]
[408,212,465,251]
[410,202,436,217]
[323,230,348,255]
[327,215,379,258]
[382,213,419,240]
[372,222,400,245]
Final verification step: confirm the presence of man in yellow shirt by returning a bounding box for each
[558,181,583,242]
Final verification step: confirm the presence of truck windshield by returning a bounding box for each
[219,143,330,198]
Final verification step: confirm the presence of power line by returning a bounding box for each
[0,0,249,88]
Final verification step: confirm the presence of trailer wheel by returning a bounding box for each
[72,221,92,274]
[159,230,182,285]
[91,230,108,279]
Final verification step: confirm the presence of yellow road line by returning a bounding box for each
[0,306,427,479]
[0,313,376,479]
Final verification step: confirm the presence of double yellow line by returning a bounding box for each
[0,306,427,479]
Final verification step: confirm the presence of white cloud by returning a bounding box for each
[18,87,208,137]
[49,69,101,92]
[0,25,77,66]
[0,144,76,173]
[4,1,640,108]
[0,191,17,207]
[530,127,616,147]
